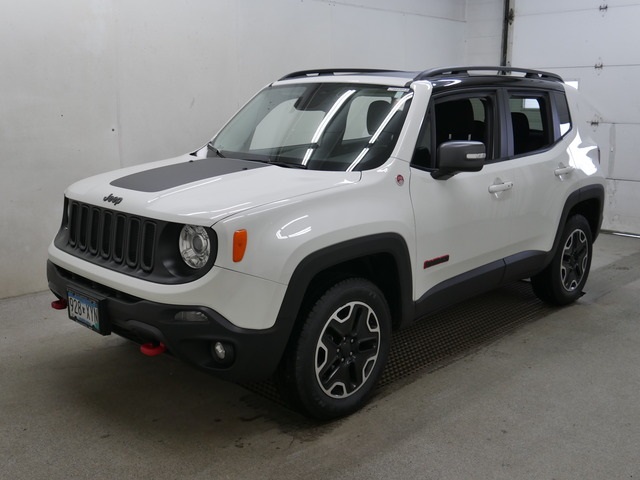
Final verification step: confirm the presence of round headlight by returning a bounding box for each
[179,225,211,269]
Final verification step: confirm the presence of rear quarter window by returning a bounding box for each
[553,90,572,137]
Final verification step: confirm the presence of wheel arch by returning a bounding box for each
[274,233,414,353]
[544,183,604,269]
[567,193,603,242]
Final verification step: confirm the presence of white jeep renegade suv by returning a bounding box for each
[48,67,605,419]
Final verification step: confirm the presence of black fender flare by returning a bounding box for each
[542,183,605,269]
[273,233,414,356]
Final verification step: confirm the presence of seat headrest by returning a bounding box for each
[436,99,475,142]
[511,112,530,132]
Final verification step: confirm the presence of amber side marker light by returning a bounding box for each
[233,229,248,262]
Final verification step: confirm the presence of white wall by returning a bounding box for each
[466,0,505,65]
[1,1,122,299]
[509,0,640,235]
[114,0,469,167]
[4,0,507,299]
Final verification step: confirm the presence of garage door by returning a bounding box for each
[509,0,640,234]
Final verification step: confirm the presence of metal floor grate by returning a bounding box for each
[380,280,554,386]
[243,280,556,407]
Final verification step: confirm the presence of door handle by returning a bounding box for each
[488,181,514,194]
[554,165,574,176]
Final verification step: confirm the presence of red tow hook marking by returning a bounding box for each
[51,299,68,310]
[140,342,167,357]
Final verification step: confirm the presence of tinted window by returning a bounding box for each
[508,94,552,155]
[412,94,493,168]
[553,91,572,137]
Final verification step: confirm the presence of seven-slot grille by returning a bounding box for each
[66,200,157,273]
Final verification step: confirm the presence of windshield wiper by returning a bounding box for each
[267,159,307,169]
[206,144,307,168]
[207,142,225,158]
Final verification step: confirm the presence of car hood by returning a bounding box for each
[64,154,362,225]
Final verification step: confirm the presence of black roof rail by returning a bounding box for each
[278,68,405,81]
[413,66,564,83]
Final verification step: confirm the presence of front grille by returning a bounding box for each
[66,200,157,273]
[54,197,216,284]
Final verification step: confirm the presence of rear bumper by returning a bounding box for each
[47,260,289,382]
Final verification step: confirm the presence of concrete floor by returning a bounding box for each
[1,233,639,479]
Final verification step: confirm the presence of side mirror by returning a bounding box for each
[431,141,486,180]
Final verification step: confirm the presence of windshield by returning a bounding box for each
[210,83,413,171]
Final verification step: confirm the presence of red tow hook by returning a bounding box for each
[51,299,68,310]
[140,342,167,357]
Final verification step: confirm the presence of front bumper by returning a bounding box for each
[47,260,290,382]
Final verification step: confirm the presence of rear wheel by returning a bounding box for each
[278,278,391,419]
[531,214,593,305]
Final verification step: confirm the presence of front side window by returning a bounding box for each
[211,83,413,171]
[412,94,493,169]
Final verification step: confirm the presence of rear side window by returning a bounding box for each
[507,94,553,156]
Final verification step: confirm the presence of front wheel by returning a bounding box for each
[531,214,593,305]
[277,278,391,420]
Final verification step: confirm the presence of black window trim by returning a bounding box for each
[410,84,575,169]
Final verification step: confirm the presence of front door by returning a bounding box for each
[409,92,519,303]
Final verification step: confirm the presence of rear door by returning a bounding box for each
[500,88,575,258]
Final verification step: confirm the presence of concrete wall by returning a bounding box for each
[0,0,503,299]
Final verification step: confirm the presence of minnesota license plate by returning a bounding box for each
[67,290,109,335]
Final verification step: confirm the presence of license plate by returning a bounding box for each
[67,290,109,335]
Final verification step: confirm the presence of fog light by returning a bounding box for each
[174,311,209,323]
[211,341,235,365]
[213,342,226,360]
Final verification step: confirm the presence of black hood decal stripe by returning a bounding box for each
[110,158,268,193]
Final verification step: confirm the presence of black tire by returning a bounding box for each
[531,214,593,305]
[277,278,391,420]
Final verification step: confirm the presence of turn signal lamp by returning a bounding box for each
[233,230,248,262]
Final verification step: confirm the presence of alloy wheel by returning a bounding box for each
[560,228,589,292]
[314,301,380,398]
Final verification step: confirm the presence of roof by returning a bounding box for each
[274,66,564,88]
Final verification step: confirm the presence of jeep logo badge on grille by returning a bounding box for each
[103,193,123,205]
